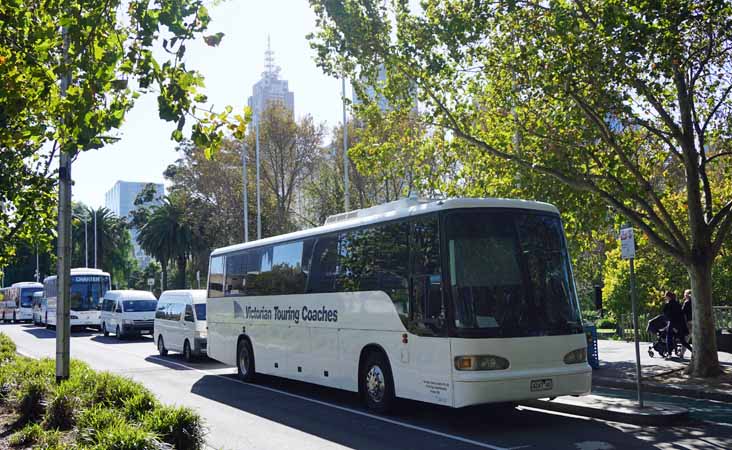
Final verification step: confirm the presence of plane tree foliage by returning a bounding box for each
[310,0,732,376]
[0,0,248,269]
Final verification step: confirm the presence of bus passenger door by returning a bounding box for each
[405,274,452,406]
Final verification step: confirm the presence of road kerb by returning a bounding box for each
[520,395,689,426]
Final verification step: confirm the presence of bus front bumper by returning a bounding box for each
[452,366,591,408]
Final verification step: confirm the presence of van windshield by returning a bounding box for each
[122,300,157,312]
[194,304,206,321]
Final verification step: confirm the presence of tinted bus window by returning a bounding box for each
[208,256,225,298]
[225,252,246,296]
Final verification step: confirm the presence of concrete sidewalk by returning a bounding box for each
[593,340,732,402]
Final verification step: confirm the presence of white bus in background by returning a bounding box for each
[206,197,591,413]
[0,282,44,322]
[43,268,111,329]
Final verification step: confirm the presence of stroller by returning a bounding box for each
[647,314,687,358]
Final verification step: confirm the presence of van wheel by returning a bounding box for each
[12,313,16,323]
[116,325,123,340]
[157,336,168,356]
[183,340,193,362]
[361,351,395,414]
[102,322,109,337]
[237,340,255,382]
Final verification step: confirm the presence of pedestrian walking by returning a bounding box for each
[682,289,693,343]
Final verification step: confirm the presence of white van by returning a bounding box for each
[154,290,207,361]
[100,290,158,339]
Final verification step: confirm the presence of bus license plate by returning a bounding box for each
[530,379,553,392]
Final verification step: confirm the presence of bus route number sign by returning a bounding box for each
[619,227,636,260]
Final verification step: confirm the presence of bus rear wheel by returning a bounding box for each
[237,339,255,382]
[361,351,395,414]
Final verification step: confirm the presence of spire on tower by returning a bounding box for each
[263,35,280,81]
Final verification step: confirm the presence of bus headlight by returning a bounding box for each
[564,348,587,364]
[454,355,509,371]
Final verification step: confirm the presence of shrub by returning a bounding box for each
[12,377,50,423]
[44,380,82,430]
[143,406,206,450]
[8,422,43,446]
[0,332,17,365]
[124,391,160,422]
[89,422,164,450]
[77,405,126,441]
[597,318,617,329]
[90,372,150,408]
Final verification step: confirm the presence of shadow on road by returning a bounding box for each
[188,373,732,450]
[144,354,228,372]
[21,327,96,339]
[91,335,154,345]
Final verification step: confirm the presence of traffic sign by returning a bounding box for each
[147,278,155,287]
[620,227,636,259]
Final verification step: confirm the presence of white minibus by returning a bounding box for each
[206,197,591,413]
[44,268,111,329]
[154,290,207,361]
[100,290,158,339]
[0,282,43,322]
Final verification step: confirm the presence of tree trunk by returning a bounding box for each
[176,255,187,289]
[687,258,722,377]
[161,261,168,292]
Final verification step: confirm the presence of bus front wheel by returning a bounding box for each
[361,351,395,414]
[237,339,255,382]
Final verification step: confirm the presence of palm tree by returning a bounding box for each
[136,198,193,290]
[71,205,134,282]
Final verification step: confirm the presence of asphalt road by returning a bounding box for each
[2,323,731,450]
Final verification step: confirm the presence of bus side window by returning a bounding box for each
[208,256,225,298]
[308,236,339,293]
[409,216,445,336]
[225,252,247,296]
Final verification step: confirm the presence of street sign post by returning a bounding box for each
[620,226,644,408]
[147,278,154,292]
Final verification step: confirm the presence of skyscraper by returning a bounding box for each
[104,181,164,268]
[248,36,294,118]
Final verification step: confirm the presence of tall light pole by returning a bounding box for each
[242,142,249,243]
[72,212,89,267]
[342,77,350,212]
[93,209,98,269]
[255,112,262,240]
[56,25,71,382]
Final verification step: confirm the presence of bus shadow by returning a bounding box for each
[189,374,709,450]
[91,335,154,345]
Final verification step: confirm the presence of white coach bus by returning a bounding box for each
[0,282,44,322]
[43,268,111,329]
[206,198,591,412]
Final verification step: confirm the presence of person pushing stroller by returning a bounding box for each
[662,291,692,359]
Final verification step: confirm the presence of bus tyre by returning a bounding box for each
[157,336,168,356]
[12,313,16,323]
[102,322,109,337]
[237,339,255,382]
[361,352,395,414]
[184,340,193,362]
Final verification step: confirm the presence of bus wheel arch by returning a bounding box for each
[236,335,256,381]
[358,344,395,413]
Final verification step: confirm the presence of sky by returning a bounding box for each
[73,0,345,209]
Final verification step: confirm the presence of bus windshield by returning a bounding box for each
[70,276,110,311]
[20,288,42,308]
[446,210,582,338]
